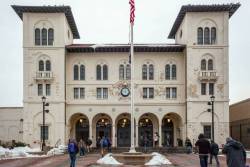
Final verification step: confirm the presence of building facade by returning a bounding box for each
[7,4,240,148]
[230,98,250,149]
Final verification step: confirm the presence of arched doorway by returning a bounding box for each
[75,118,89,142]
[138,118,153,147]
[117,118,131,147]
[96,118,112,139]
[162,118,174,147]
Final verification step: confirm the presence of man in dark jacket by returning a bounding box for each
[195,133,210,167]
[222,137,246,167]
[209,140,220,166]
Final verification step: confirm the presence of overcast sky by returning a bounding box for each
[0,0,249,107]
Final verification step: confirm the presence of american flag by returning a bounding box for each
[129,0,135,24]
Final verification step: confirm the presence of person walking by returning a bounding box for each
[68,139,79,167]
[209,140,220,166]
[185,137,193,154]
[195,134,210,167]
[144,134,148,153]
[222,137,246,167]
[154,132,159,148]
[78,139,85,156]
[86,138,92,152]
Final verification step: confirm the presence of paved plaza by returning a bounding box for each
[0,153,249,167]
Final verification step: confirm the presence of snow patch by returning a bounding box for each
[145,152,172,166]
[0,146,41,159]
[97,153,122,165]
[47,145,67,156]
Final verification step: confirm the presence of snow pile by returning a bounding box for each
[0,146,41,159]
[97,153,122,165]
[145,152,172,166]
[47,145,67,156]
[247,151,250,159]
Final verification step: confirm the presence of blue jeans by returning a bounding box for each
[69,153,76,167]
[199,155,208,167]
[80,147,85,156]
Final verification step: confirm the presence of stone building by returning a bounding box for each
[230,98,250,149]
[0,3,240,148]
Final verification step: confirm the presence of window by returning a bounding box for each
[211,27,216,44]
[142,64,154,80]
[149,64,154,80]
[201,59,206,71]
[45,60,51,71]
[142,64,147,80]
[209,83,214,95]
[126,64,131,80]
[74,88,85,99]
[119,65,125,80]
[143,88,154,99]
[39,60,44,71]
[80,65,85,80]
[96,65,108,80]
[172,65,177,80]
[103,65,108,80]
[96,65,102,80]
[166,87,177,99]
[197,27,203,44]
[48,28,54,45]
[35,28,40,45]
[165,64,170,80]
[97,88,108,99]
[208,59,213,70]
[203,125,211,139]
[46,84,51,96]
[40,125,49,140]
[42,28,47,46]
[204,27,210,44]
[38,84,43,96]
[119,64,131,80]
[73,65,79,80]
[201,83,206,95]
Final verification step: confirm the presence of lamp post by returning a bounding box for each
[41,96,49,151]
[207,95,215,141]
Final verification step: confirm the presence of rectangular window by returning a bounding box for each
[166,87,177,99]
[80,88,85,99]
[38,84,43,96]
[201,83,206,95]
[97,88,108,99]
[74,88,79,99]
[46,84,51,96]
[40,125,49,140]
[209,83,214,95]
[143,88,154,99]
[203,125,211,139]
[166,88,171,99]
[172,87,177,99]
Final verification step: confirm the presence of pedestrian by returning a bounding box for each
[209,140,220,166]
[78,139,85,156]
[68,139,79,167]
[107,137,112,153]
[222,137,246,167]
[86,138,92,152]
[100,136,108,157]
[96,136,101,149]
[154,132,159,148]
[195,133,210,167]
[144,134,148,153]
[185,137,193,154]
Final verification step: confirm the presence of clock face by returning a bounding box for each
[121,87,130,97]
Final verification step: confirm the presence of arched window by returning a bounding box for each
[149,64,154,80]
[42,28,47,45]
[48,28,54,45]
[172,64,177,80]
[119,65,125,80]
[103,65,108,80]
[201,59,207,71]
[39,60,44,71]
[208,59,213,70]
[96,65,102,80]
[197,27,203,45]
[73,65,79,80]
[45,60,51,71]
[211,27,216,44]
[80,65,85,80]
[35,28,40,45]
[126,64,131,80]
[165,64,170,80]
[142,64,147,80]
[204,27,210,44]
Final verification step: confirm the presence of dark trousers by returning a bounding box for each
[210,154,220,166]
[199,155,208,167]
[69,153,76,167]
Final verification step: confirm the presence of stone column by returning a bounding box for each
[112,125,116,147]
[159,123,162,147]
[135,123,139,147]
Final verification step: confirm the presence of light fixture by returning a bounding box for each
[123,119,127,123]
[167,118,170,123]
[210,95,215,102]
[41,96,46,103]
[145,118,149,123]
[102,119,104,123]
[80,119,83,123]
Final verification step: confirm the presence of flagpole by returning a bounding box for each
[129,22,136,153]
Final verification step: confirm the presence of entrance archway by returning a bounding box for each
[138,117,153,147]
[117,116,131,147]
[162,118,174,147]
[75,118,89,142]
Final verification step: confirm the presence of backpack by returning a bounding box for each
[103,139,108,147]
[212,143,219,155]
[68,142,76,153]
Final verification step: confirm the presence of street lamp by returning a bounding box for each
[207,95,215,141]
[41,96,49,151]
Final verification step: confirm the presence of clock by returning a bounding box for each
[121,87,130,97]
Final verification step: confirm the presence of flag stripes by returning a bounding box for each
[129,0,135,24]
